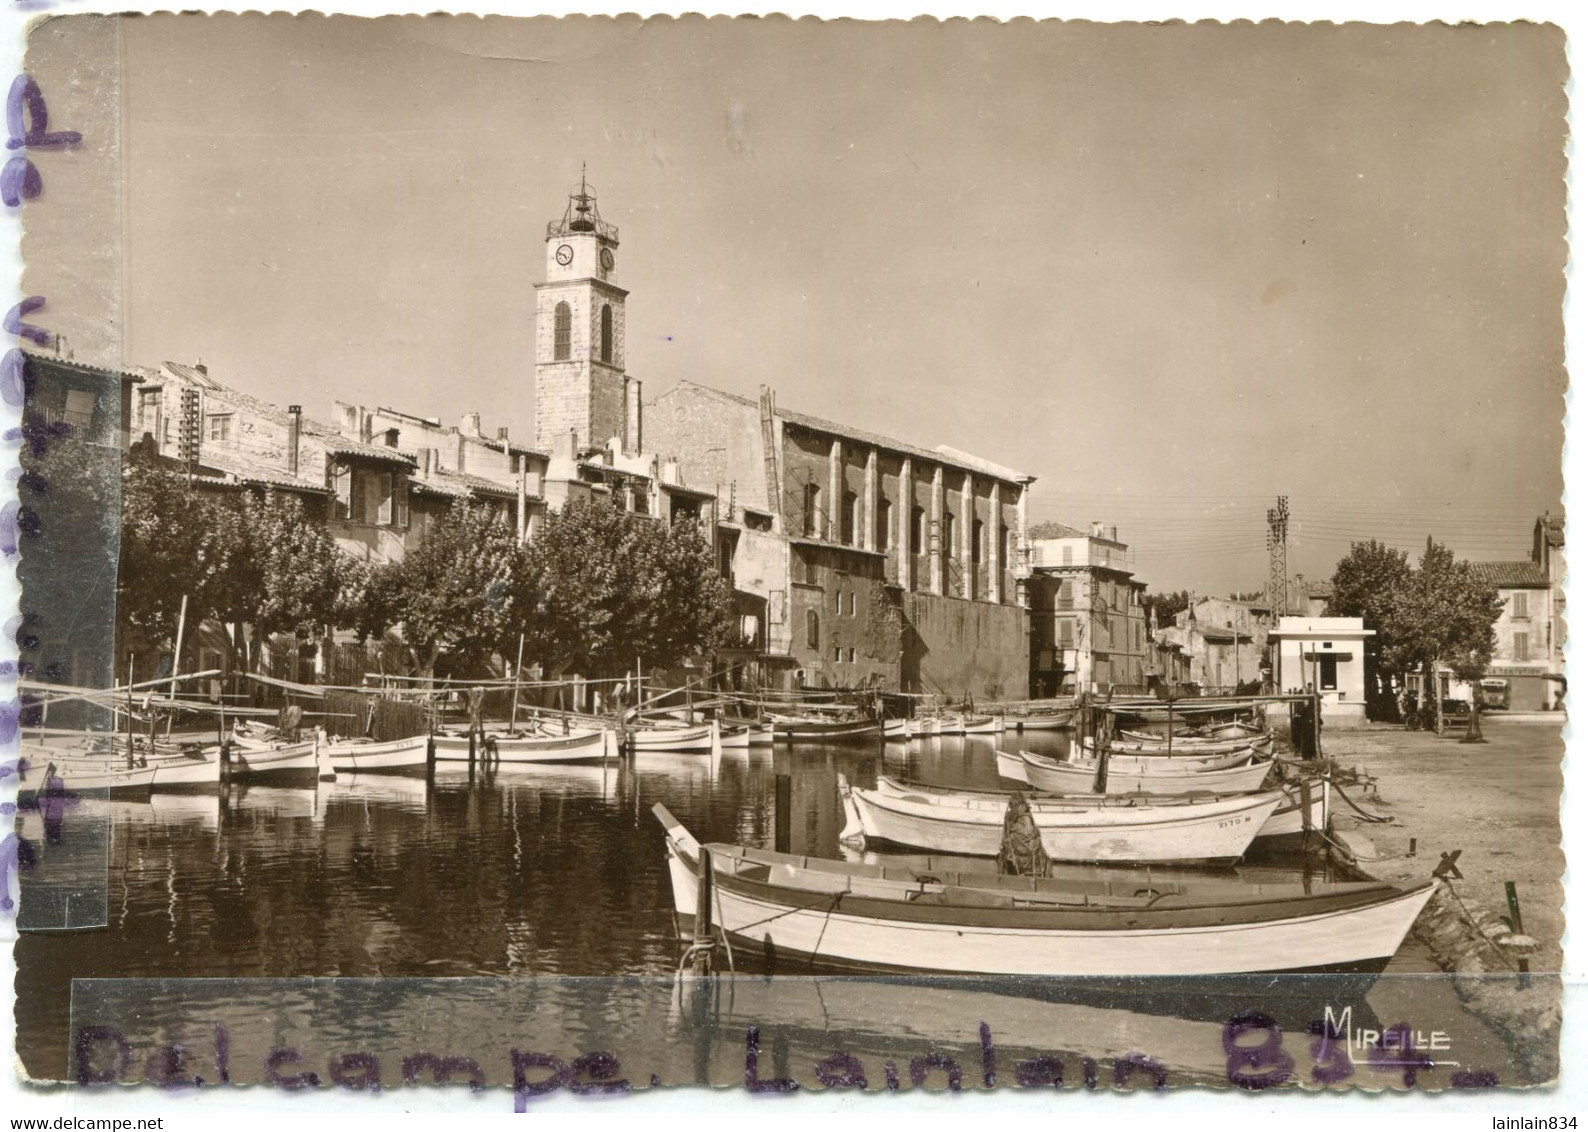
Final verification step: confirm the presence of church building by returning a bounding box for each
[530,178,1036,699]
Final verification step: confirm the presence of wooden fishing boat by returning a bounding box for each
[961,715,1004,735]
[996,748,1031,783]
[718,724,752,750]
[883,719,912,741]
[19,753,159,794]
[630,721,716,753]
[1113,730,1274,755]
[1262,775,1331,840]
[1014,712,1074,731]
[1020,748,1275,796]
[39,747,223,790]
[862,773,1322,845]
[321,731,431,773]
[655,804,1435,976]
[227,725,321,781]
[838,776,1281,863]
[747,723,776,746]
[1071,738,1255,771]
[432,726,610,764]
[774,716,882,743]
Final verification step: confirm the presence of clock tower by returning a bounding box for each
[534,171,635,454]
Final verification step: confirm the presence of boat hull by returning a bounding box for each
[846,781,1279,863]
[227,738,320,781]
[325,733,431,773]
[776,719,882,743]
[663,843,1434,977]
[434,728,608,764]
[1020,750,1275,796]
[630,723,715,752]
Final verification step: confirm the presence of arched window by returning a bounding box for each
[877,498,892,551]
[841,491,858,545]
[553,301,571,361]
[803,483,822,538]
[600,304,613,363]
[806,609,820,650]
[911,507,925,555]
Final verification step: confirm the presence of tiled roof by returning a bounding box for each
[659,381,1031,484]
[1470,561,1551,587]
[1027,521,1089,540]
[1541,515,1564,547]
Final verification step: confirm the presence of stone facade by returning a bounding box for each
[1026,523,1149,695]
[647,380,1034,695]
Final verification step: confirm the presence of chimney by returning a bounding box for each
[195,360,207,376]
[287,405,302,477]
[461,412,482,437]
[420,447,433,476]
[1090,520,1103,538]
[497,426,510,442]
[1111,525,1118,541]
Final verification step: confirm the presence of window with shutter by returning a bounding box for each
[333,464,353,520]
[377,472,394,525]
[1514,631,1530,662]
[394,474,410,527]
[806,610,820,650]
[1514,593,1529,618]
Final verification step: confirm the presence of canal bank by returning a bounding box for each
[1321,720,1564,1082]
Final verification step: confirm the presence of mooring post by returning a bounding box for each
[774,773,792,854]
[1506,880,1531,986]
[693,847,716,977]
[1312,691,1323,759]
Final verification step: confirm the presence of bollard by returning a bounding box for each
[1505,880,1531,987]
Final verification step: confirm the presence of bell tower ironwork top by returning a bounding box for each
[547,164,619,244]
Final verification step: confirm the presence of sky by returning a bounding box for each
[30,15,1570,593]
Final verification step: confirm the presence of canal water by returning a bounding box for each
[15,731,1521,1090]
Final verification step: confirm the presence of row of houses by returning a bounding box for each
[18,177,1564,715]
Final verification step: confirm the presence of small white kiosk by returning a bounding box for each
[1267,616,1375,728]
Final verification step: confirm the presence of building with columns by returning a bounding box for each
[646,380,1034,697]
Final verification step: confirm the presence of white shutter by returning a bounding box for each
[376,472,394,526]
[333,464,353,520]
[394,474,409,527]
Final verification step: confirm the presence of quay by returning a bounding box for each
[1324,719,1564,1080]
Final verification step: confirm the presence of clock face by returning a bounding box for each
[555,244,574,266]
[600,248,615,271]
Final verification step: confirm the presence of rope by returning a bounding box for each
[1436,877,1523,972]
[1329,783,1396,824]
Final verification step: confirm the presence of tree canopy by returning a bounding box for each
[1143,590,1192,627]
[119,458,363,668]
[359,503,523,677]
[517,498,734,679]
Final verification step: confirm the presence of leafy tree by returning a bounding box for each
[1380,538,1502,734]
[518,498,734,679]
[1143,590,1192,627]
[1326,539,1412,713]
[241,490,350,644]
[366,503,523,678]
[118,456,226,644]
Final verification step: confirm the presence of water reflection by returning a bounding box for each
[20,729,1460,1084]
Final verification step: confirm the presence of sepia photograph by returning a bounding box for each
[4,12,1571,1104]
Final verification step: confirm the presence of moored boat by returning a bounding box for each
[19,753,159,794]
[433,726,609,764]
[883,718,912,741]
[1020,748,1275,796]
[322,731,431,773]
[227,726,320,781]
[838,776,1281,863]
[1107,731,1274,756]
[1071,738,1255,771]
[654,803,1436,976]
[774,716,881,743]
[630,721,716,753]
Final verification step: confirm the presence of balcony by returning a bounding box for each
[24,403,114,446]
